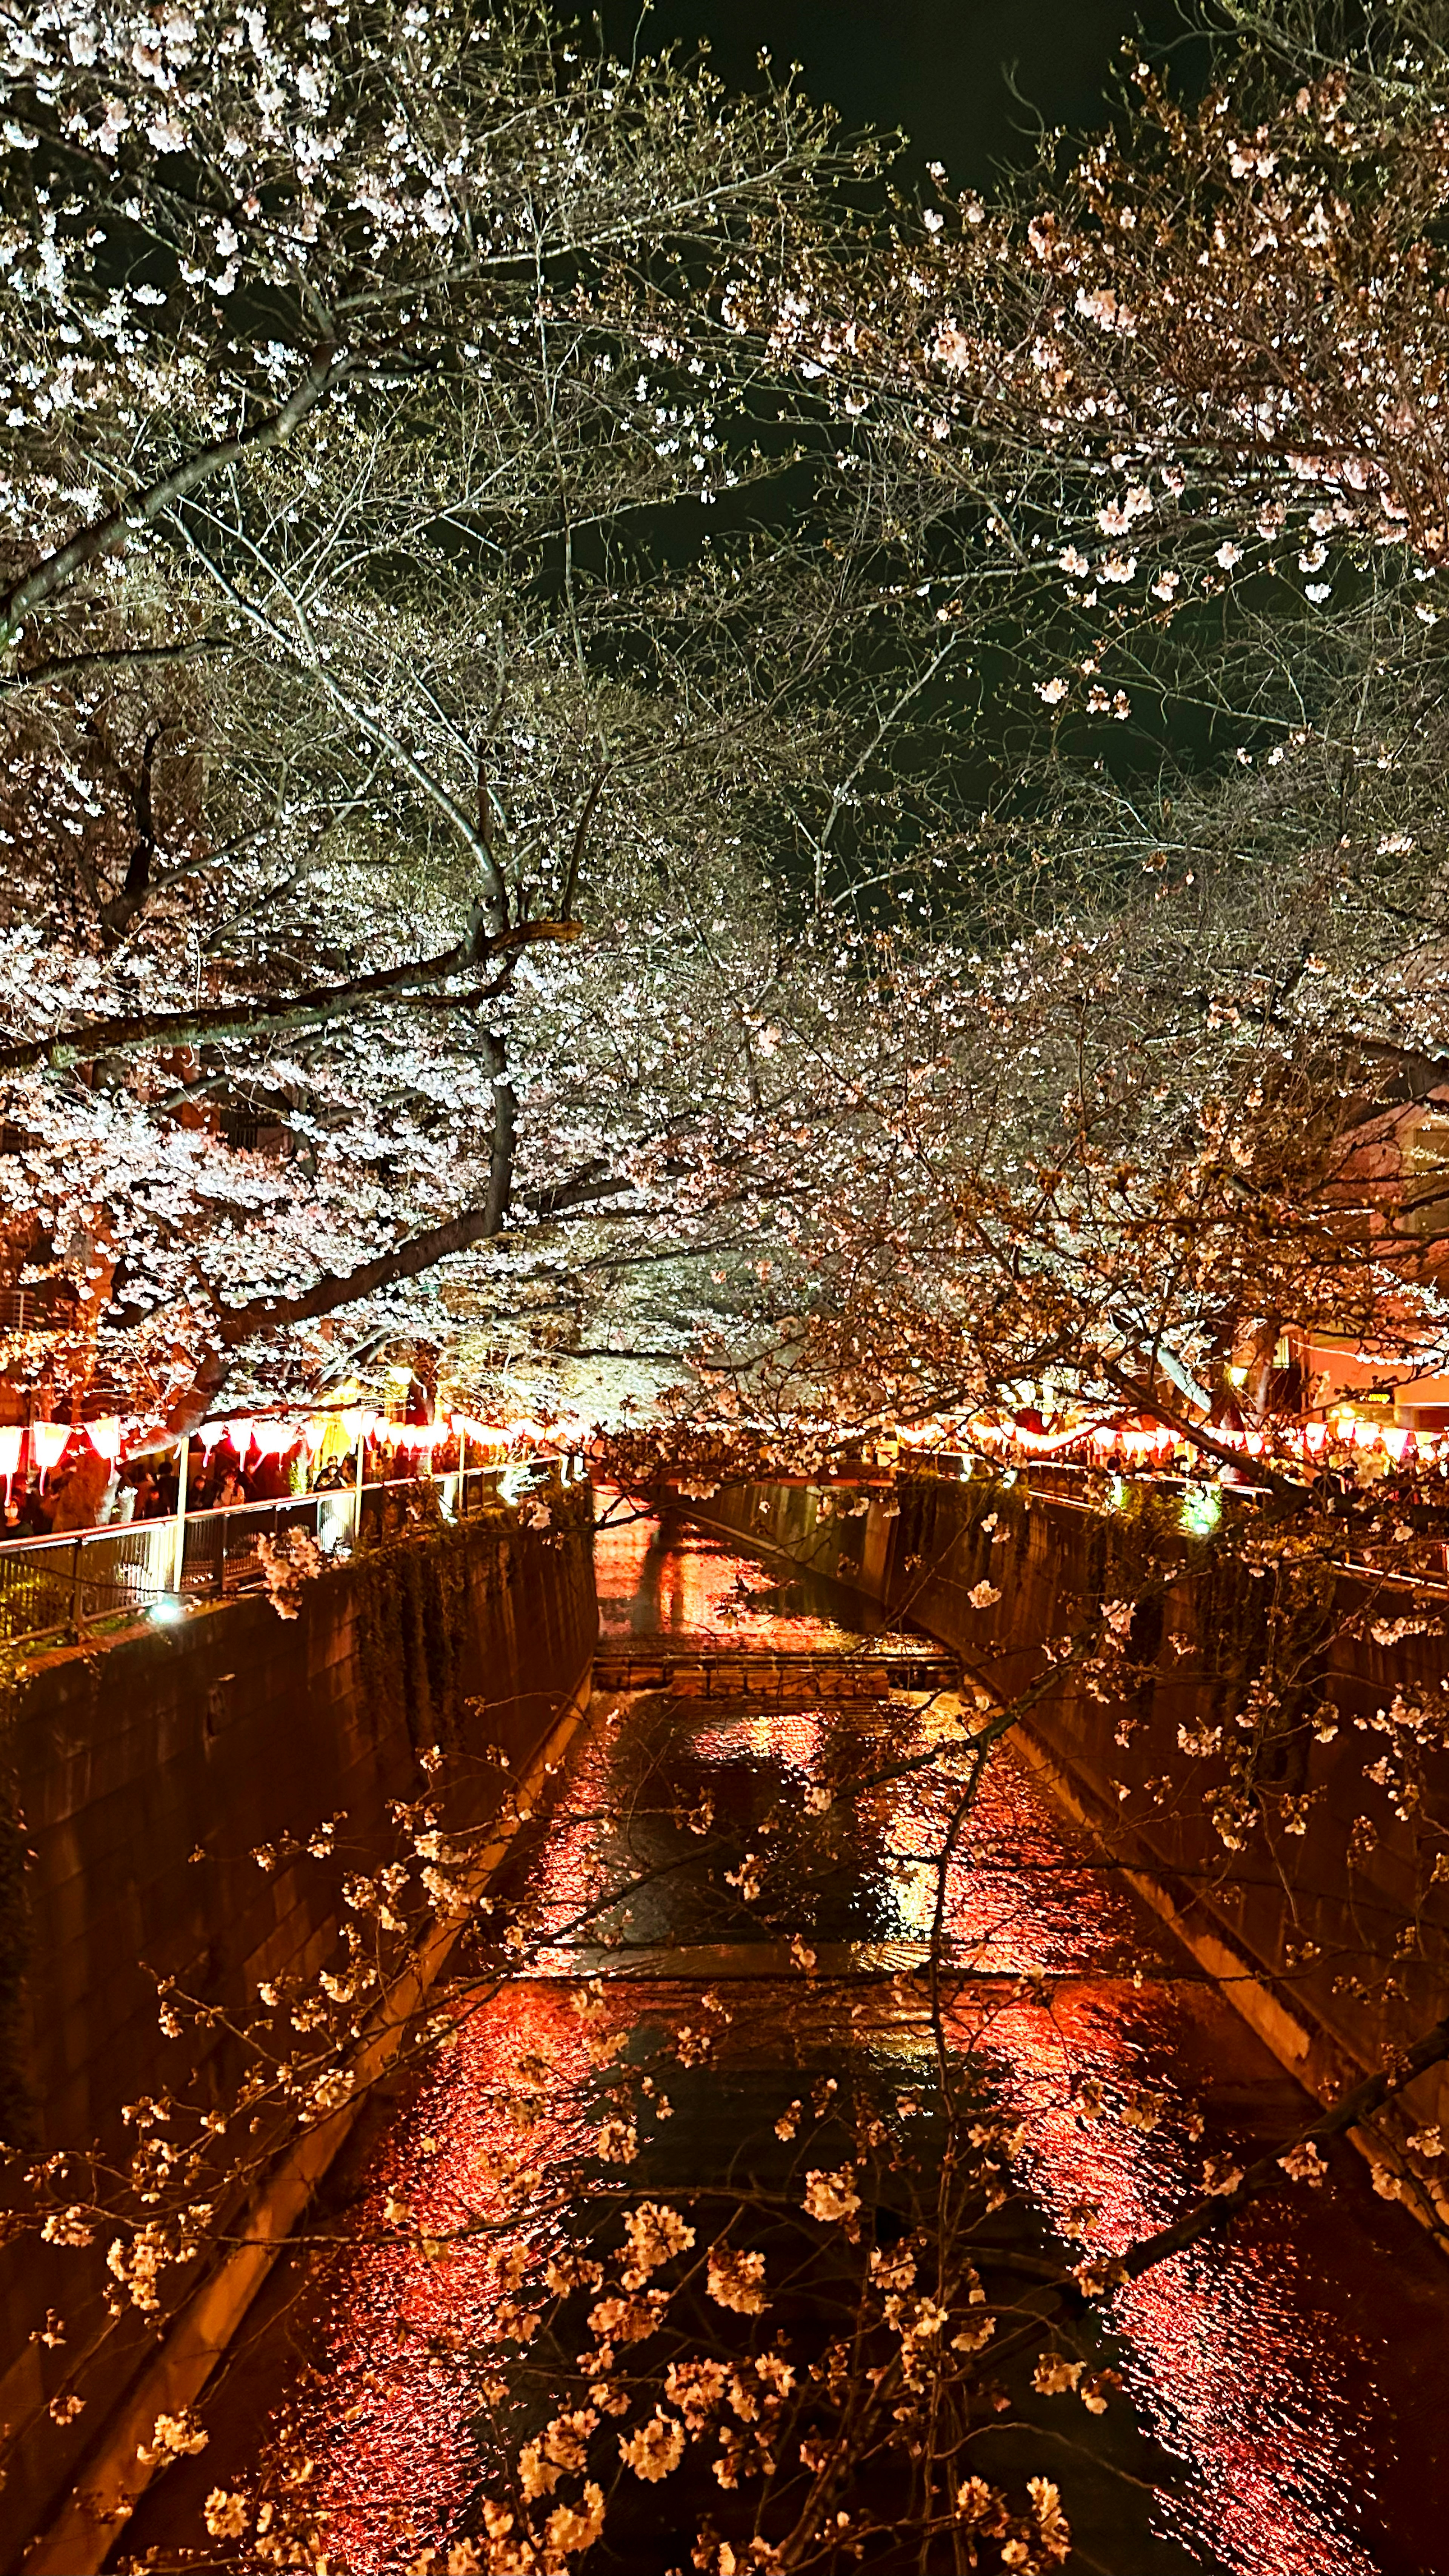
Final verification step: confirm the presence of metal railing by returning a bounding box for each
[904,1452,1449,1587]
[0,1462,555,1651]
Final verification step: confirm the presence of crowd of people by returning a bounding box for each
[0,1422,455,1542]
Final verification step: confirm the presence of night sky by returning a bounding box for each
[599,0,1198,185]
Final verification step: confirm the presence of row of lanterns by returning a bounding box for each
[0,1417,122,1484]
[967,1412,1436,1468]
[0,1405,572,1495]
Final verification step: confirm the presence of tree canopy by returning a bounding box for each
[2,0,1447,1454]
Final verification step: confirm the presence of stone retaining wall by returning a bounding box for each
[0,1498,595,2564]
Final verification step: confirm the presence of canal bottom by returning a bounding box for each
[114,1511,1449,2576]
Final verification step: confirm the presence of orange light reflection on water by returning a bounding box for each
[292,1988,600,2574]
[289,1522,1387,2576]
[946,1983,1377,2576]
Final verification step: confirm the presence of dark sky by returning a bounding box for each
[600,0,1199,186]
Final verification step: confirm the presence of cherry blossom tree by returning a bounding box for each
[637,0,1448,1464]
[0,0,936,1432]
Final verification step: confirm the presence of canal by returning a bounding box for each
[115,1503,1449,2574]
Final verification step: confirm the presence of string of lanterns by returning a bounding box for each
[946,1411,1440,1471]
[0,1402,583,1490]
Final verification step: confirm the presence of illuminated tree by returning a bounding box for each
[0,0,931,1430]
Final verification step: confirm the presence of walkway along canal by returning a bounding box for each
[114,1503,1449,2575]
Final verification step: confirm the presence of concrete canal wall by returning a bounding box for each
[0,1494,596,2566]
[688,1474,1449,2192]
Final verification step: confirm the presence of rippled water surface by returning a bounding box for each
[117,1506,1449,2574]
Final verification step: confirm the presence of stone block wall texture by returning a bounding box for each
[691,1475,1449,2152]
[0,1503,595,2563]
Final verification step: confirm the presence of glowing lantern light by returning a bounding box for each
[1304,1421,1330,1454]
[392,1422,447,1452]
[31,1422,69,1472]
[86,1417,122,1463]
[1380,1427,1412,1463]
[197,1423,230,1455]
[251,1421,296,1458]
[0,1424,21,1491]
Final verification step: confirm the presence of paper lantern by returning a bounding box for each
[1304,1421,1330,1454]
[197,1422,229,1455]
[1380,1427,1411,1463]
[251,1420,295,1458]
[86,1417,122,1463]
[31,1421,69,1472]
[0,1424,22,1487]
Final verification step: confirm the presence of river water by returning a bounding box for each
[115,1506,1449,2574]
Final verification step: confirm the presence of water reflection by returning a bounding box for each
[954,1985,1380,2576]
[131,1510,1446,2576]
[594,1496,895,1652]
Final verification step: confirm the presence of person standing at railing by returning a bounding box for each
[13,1478,52,1536]
[214,1464,246,1510]
[201,1435,242,1507]
[49,1446,109,1533]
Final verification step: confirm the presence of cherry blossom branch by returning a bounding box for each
[1096,1360,1299,1500]
[0,342,358,643]
[160,514,514,931]
[0,634,238,692]
[0,920,581,1077]
[985,2010,1449,2390]
[1118,2009,1449,2283]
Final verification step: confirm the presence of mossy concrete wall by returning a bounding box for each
[0,1500,595,2564]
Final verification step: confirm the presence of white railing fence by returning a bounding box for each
[0,1461,565,1650]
